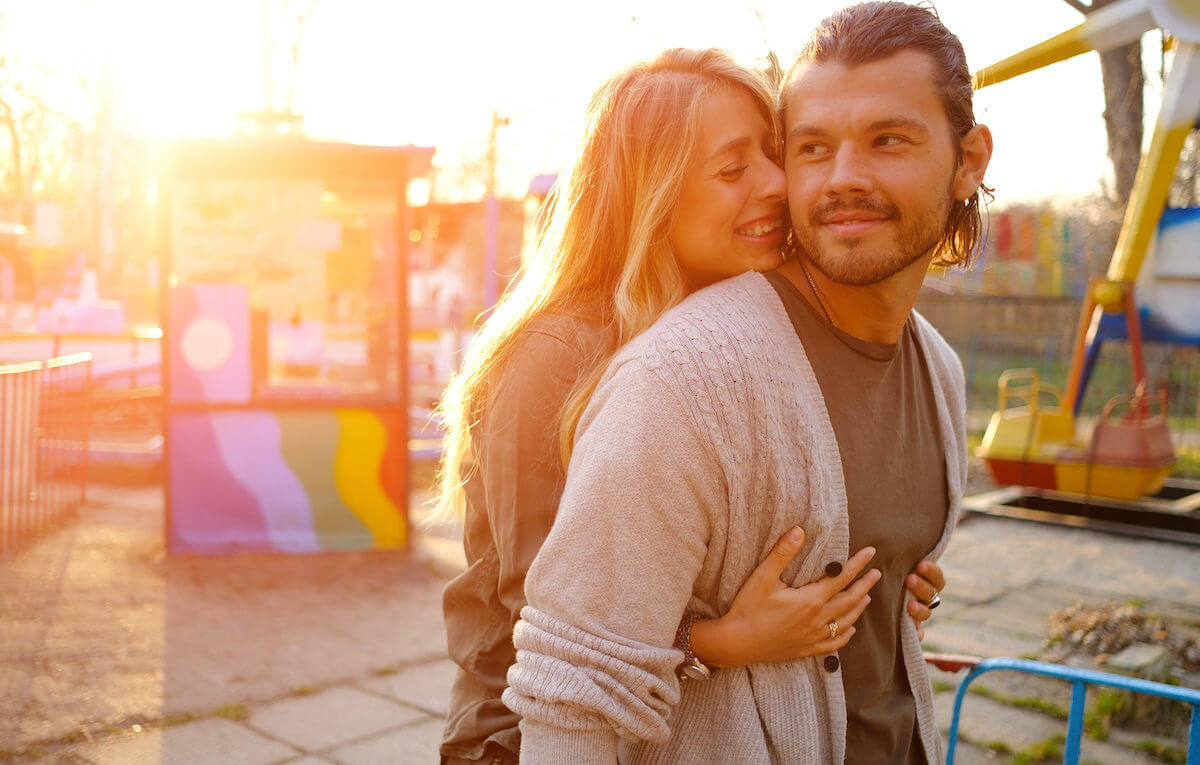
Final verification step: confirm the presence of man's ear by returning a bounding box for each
[953,124,993,201]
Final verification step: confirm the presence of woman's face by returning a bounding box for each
[669,85,787,290]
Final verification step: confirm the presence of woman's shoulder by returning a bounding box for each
[497,311,610,387]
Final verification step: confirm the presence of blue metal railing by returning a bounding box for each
[945,657,1200,764]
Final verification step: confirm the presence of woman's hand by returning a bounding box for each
[689,526,880,667]
[905,560,946,641]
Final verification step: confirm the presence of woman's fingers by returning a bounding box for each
[745,526,807,592]
[823,546,877,596]
[830,591,871,632]
[808,625,857,656]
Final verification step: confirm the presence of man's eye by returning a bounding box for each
[719,165,748,181]
[797,143,829,156]
[877,135,905,147]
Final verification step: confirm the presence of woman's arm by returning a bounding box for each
[689,527,879,667]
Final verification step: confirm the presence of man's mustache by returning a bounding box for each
[809,198,900,225]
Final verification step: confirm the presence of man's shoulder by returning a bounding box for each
[909,309,964,384]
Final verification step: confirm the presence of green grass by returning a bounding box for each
[1084,689,1129,741]
[162,712,198,727]
[932,680,956,694]
[1135,739,1187,763]
[967,684,1069,719]
[212,703,249,721]
[1012,733,1065,765]
[982,739,1013,756]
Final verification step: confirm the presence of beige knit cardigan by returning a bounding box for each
[503,271,966,764]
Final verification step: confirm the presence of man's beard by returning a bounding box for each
[793,187,953,287]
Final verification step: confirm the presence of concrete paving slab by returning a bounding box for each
[924,594,970,620]
[922,621,1044,659]
[359,658,456,716]
[927,666,1074,711]
[935,567,1019,606]
[325,718,443,765]
[247,687,429,753]
[935,691,1064,752]
[948,582,1082,639]
[70,718,299,765]
[938,735,1005,764]
[935,692,1161,764]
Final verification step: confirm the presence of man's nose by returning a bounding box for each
[823,146,874,198]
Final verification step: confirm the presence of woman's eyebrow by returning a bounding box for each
[706,136,751,161]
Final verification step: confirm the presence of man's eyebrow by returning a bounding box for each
[787,118,931,141]
[706,136,752,161]
[787,124,829,142]
[867,117,929,134]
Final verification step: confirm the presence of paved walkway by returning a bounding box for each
[2,485,1198,763]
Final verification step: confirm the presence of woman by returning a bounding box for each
[438,48,944,764]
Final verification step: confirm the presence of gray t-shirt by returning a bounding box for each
[766,270,948,764]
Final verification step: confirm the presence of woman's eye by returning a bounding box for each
[719,165,748,181]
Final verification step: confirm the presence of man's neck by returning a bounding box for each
[777,253,933,344]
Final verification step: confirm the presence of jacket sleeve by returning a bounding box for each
[502,355,727,763]
[478,328,594,620]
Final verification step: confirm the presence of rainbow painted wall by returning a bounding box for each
[168,409,407,553]
[166,284,408,554]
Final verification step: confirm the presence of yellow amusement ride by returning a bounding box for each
[974,0,1200,501]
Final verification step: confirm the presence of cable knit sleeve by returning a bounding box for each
[502,351,727,763]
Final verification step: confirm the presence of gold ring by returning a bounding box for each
[828,620,839,640]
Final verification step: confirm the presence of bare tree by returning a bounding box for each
[1061,0,1145,209]
[248,0,320,133]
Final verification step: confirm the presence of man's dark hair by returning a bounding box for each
[783,1,992,267]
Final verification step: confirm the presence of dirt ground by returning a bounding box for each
[0,483,451,753]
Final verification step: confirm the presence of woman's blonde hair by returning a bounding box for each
[436,48,780,516]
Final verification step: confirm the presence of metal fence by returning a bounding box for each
[1,353,91,551]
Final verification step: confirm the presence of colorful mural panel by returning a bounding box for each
[169,409,407,553]
[168,285,251,404]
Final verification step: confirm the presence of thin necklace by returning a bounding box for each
[798,259,839,329]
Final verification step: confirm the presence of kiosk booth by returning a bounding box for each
[161,139,432,553]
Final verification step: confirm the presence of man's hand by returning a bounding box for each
[905,560,946,641]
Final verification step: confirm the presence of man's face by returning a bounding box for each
[784,49,962,286]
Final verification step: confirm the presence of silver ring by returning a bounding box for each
[922,592,941,610]
[828,620,839,640]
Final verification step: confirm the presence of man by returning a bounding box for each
[503,3,992,763]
